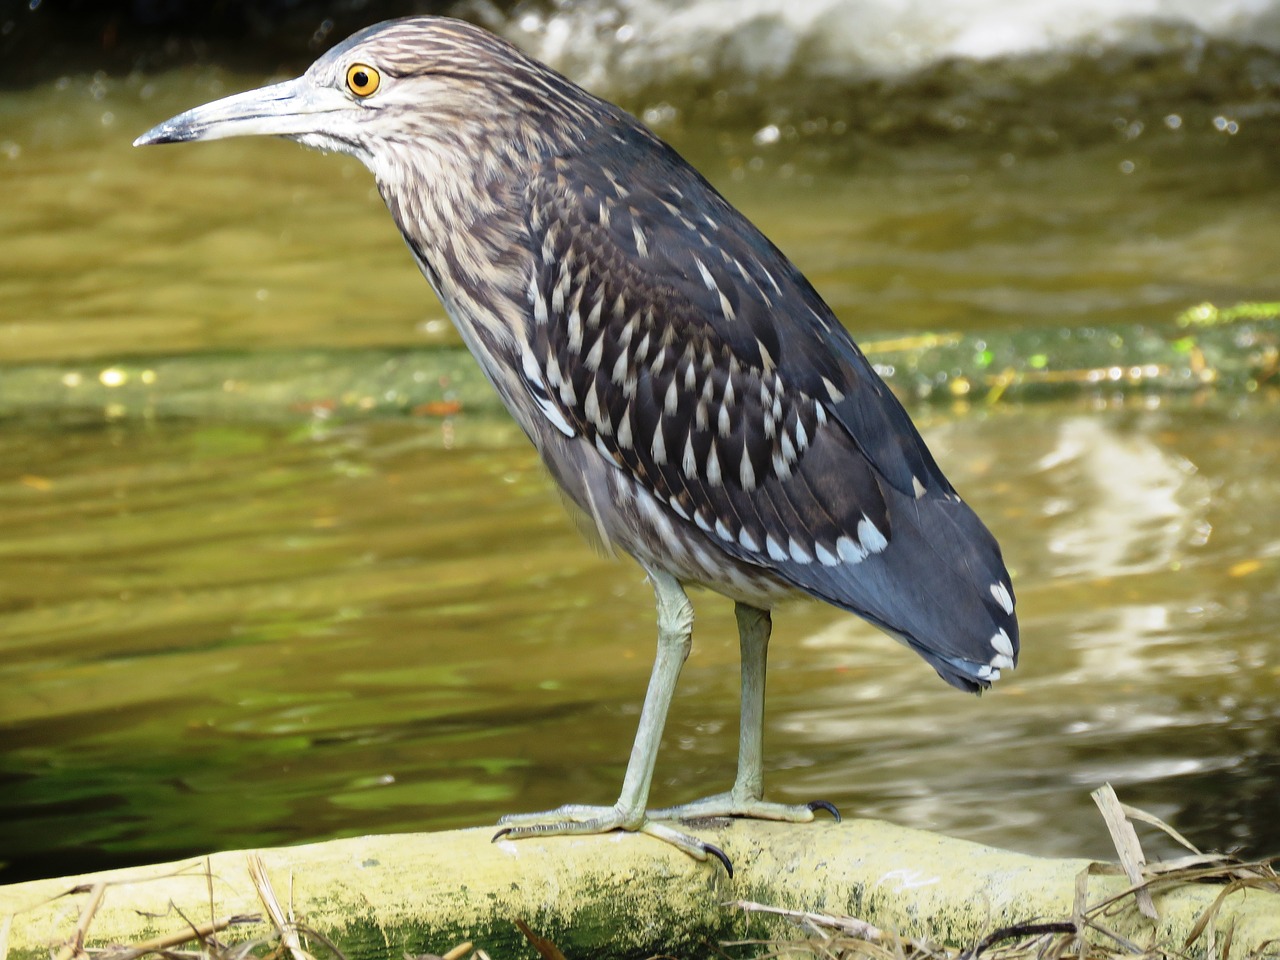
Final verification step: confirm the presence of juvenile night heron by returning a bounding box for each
[136,16,1019,872]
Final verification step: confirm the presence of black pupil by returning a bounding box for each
[353,70,368,88]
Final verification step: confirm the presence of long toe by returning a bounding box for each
[496,804,621,828]
[494,806,636,842]
[493,805,732,873]
[641,821,734,876]
[648,791,839,823]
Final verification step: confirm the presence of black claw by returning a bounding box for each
[491,827,512,842]
[808,799,842,822]
[702,841,734,878]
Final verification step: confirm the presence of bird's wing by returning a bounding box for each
[518,132,1017,688]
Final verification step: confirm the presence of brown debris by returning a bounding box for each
[741,786,1279,960]
[514,920,568,960]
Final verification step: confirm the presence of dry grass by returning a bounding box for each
[2,851,521,960]
[4,787,1276,960]
[26,857,348,960]
[729,787,1279,960]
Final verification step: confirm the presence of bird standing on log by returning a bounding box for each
[136,16,1019,873]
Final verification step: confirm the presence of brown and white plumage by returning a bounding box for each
[137,15,1019,870]
[517,135,1017,690]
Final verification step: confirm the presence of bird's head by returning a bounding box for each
[134,17,592,169]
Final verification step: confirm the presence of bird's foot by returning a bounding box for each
[648,791,841,824]
[493,804,734,875]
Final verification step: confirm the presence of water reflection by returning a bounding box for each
[1031,416,1208,577]
[0,399,1276,880]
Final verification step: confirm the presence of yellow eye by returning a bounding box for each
[346,63,380,98]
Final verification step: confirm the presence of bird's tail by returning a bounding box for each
[784,485,1019,693]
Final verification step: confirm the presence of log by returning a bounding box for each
[2,821,1277,960]
[2,307,1277,426]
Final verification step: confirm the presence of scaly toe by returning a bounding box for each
[649,792,832,824]
[639,820,733,876]
[494,804,638,840]
[496,804,619,828]
[492,806,733,874]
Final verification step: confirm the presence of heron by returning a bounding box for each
[136,16,1019,874]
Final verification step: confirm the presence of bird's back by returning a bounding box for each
[504,110,1019,691]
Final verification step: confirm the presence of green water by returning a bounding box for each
[1,63,1278,883]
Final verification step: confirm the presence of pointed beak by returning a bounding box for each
[134,76,350,146]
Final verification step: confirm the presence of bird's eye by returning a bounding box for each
[346,63,381,98]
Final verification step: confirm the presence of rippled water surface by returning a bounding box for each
[1,22,1278,883]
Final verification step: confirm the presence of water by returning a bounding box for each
[1,2,1279,884]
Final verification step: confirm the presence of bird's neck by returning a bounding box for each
[372,139,542,423]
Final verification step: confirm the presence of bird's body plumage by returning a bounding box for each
[136,15,1020,869]
[354,22,1018,689]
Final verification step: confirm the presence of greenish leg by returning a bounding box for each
[496,568,726,865]
[734,602,770,799]
[647,602,838,823]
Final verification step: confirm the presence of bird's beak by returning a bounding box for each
[133,76,349,146]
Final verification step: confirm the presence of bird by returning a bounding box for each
[135,16,1019,874]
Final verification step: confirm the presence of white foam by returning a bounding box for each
[505,0,1280,91]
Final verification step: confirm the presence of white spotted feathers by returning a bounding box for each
[514,124,1017,693]
[521,162,896,574]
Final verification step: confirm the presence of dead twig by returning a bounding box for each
[725,899,885,941]
[53,882,107,960]
[962,923,1079,960]
[92,915,261,960]
[1090,785,1158,921]
[1117,804,1200,856]
[514,919,567,960]
[246,854,313,960]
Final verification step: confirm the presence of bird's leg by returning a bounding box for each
[496,569,727,866]
[647,603,840,823]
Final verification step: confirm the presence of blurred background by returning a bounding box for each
[0,0,1278,885]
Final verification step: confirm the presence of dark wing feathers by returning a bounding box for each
[519,128,1018,690]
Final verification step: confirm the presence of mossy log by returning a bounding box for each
[2,308,1277,426]
[2,821,1278,960]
